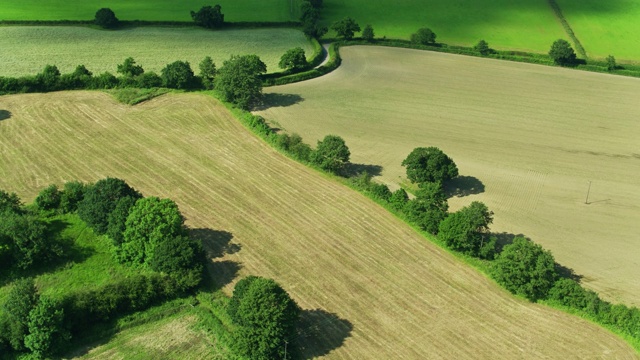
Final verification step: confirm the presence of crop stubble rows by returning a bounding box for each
[0,92,636,358]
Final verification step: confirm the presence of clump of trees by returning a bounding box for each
[279,47,308,71]
[215,54,267,110]
[191,5,224,29]
[300,0,327,38]
[411,28,437,45]
[438,201,496,259]
[331,17,361,40]
[549,39,576,66]
[94,8,119,29]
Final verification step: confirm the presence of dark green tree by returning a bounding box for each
[411,28,437,45]
[361,24,375,42]
[36,65,61,91]
[106,196,138,246]
[2,278,39,351]
[606,55,617,71]
[548,278,589,309]
[279,47,308,71]
[94,8,119,29]
[149,234,204,290]
[190,5,224,28]
[161,61,196,89]
[311,135,351,174]
[389,188,409,210]
[403,182,448,234]
[199,56,217,90]
[331,17,361,40]
[0,190,22,213]
[438,201,496,258]
[35,184,61,211]
[474,39,491,55]
[77,177,142,235]
[549,39,576,66]
[24,297,69,359]
[215,54,267,110]
[117,57,144,77]
[401,147,458,185]
[300,1,327,38]
[60,181,86,213]
[307,0,323,8]
[72,65,92,78]
[230,276,300,360]
[0,212,60,269]
[493,237,558,301]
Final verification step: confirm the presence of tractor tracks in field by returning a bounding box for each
[547,0,588,59]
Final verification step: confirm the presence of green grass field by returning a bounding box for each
[0,0,300,22]
[0,27,314,77]
[555,0,640,62]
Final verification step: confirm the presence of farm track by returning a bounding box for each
[0,91,636,358]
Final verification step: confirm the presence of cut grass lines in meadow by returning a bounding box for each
[0,91,636,358]
[0,27,314,76]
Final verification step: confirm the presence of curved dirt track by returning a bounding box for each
[0,92,636,359]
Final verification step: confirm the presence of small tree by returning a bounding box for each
[403,182,448,234]
[215,54,267,110]
[311,135,351,174]
[549,39,576,66]
[389,188,409,210]
[0,212,61,269]
[36,65,61,92]
[474,39,491,55]
[35,184,61,211]
[279,47,308,71]
[401,147,458,185]
[161,61,195,89]
[331,17,361,40]
[24,297,69,358]
[77,177,142,235]
[95,8,119,29]
[411,28,436,45]
[191,5,224,29]
[149,234,204,290]
[2,278,39,351]
[606,55,617,71]
[60,181,86,213]
[361,24,375,42]
[493,237,558,301]
[0,190,22,213]
[117,57,144,77]
[438,201,496,258]
[199,56,217,90]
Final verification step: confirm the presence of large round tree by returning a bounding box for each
[401,147,458,184]
[549,39,576,66]
[215,54,267,110]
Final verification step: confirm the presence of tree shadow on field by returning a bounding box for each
[254,93,304,110]
[555,262,583,282]
[190,228,242,290]
[295,309,353,359]
[344,163,383,177]
[492,232,528,253]
[0,110,11,121]
[445,175,485,198]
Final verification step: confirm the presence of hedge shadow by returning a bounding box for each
[295,309,353,359]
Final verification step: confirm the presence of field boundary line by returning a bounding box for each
[547,0,588,59]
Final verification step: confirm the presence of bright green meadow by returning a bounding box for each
[0,27,314,76]
[0,0,301,22]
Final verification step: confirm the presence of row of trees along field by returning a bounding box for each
[0,180,301,359]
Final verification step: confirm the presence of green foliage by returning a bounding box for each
[106,196,137,246]
[548,278,590,309]
[549,39,576,66]
[0,189,23,213]
[148,234,204,290]
[389,188,409,210]
[190,5,224,29]
[606,55,617,71]
[2,278,39,351]
[92,71,118,89]
[229,276,300,360]
[275,133,312,161]
[199,56,217,90]
[493,237,557,301]
[117,57,144,77]
[24,297,70,358]
[300,1,327,38]
[370,183,392,202]
[161,60,196,89]
[474,39,491,55]
[362,24,375,42]
[77,177,142,235]
[401,147,458,185]
[438,201,496,259]
[403,182,448,234]
[35,184,61,211]
[0,212,62,269]
[279,47,308,71]
[331,17,361,40]
[411,28,437,45]
[94,8,119,29]
[60,181,86,213]
[36,65,61,91]
[215,54,267,110]
[310,135,351,174]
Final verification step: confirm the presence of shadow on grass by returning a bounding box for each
[254,93,304,110]
[492,232,528,253]
[344,163,383,177]
[0,110,11,121]
[445,175,485,198]
[555,262,583,282]
[191,228,242,290]
[295,309,353,359]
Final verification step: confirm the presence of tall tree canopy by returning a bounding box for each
[311,135,351,174]
[401,147,458,184]
[190,5,224,28]
[77,178,142,235]
[215,54,267,110]
[331,17,361,40]
[549,39,576,66]
[438,201,496,258]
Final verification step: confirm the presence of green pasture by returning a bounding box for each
[0,27,314,76]
[555,0,640,62]
[321,0,567,53]
[0,0,301,22]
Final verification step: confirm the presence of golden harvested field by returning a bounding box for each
[256,46,640,307]
[0,91,636,358]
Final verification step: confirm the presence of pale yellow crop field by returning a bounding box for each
[0,91,635,358]
[256,46,640,307]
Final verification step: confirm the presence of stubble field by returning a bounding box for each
[256,46,640,307]
[0,27,314,77]
[0,91,636,358]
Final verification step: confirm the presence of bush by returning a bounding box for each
[402,147,458,185]
[199,56,217,90]
[117,57,144,77]
[136,71,163,88]
[311,135,351,175]
[1,189,23,214]
[190,5,224,28]
[148,234,204,290]
[161,61,196,89]
[216,55,267,110]
[331,17,361,40]
[549,39,576,66]
[77,178,142,235]
[0,212,62,269]
[389,188,408,210]
[362,24,375,42]
[95,8,119,29]
[35,184,61,211]
[1,278,39,351]
[60,181,86,213]
[91,72,118,89]
[437,201,496,259]
[24,297,70,358]
[411,28,436,45]
[548,278,589,309]
[279,47,308,71]
[474,40,491,55]
[606,55,617,71]
[369,183,392,202]
[106,196,137,246]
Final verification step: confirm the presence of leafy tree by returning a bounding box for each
[438,201,496,258]
[215,54,267,110]
[72,65,92,78]
[606,55,617,71]
[403,182,448,234]
[0,212,61,269]
[36,65,61,91]
[370,183,392,201]
[0,189,22,213]
[331,17,361,40]
[161,61,195,89]
[35,184,61,211]
[117,57,144,77]
[190,5,224,28]
[136,72,163,88]
[411,28,437,45]
[77,177,142,235]
[91,71,118,89]
[493,237,558,301]
[361,24,375,42]
[549,39,576,66]
[311,135,351,174]
[118,197,188,266]
[474,39,491,55]
[24,297,69,359]
[2,278,39,351]
[199,56,217,90]
[303,22,328,39]
[60,181,86,213]
[389,188,408,210]
[548,278,589,309]
[149,234,204,290]
[230,276,300,360]
[106,196,137,246]
[95,8,119,29]
[279,47,308,71]
[401,147,458,185]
